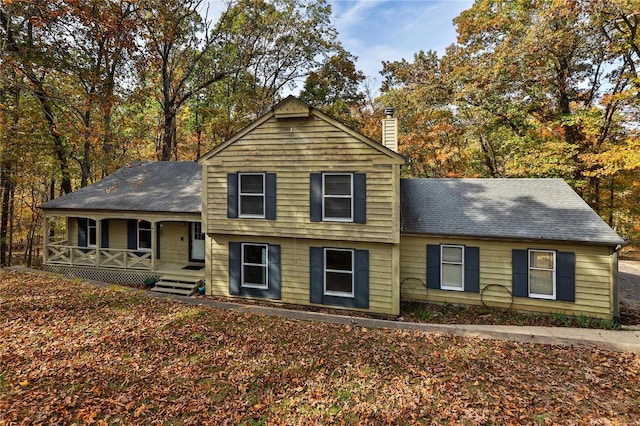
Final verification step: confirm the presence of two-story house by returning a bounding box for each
[198,97,405,315]
[42,96,625,319]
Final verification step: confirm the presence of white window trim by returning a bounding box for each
[241,243,269,289]
[137,220,152,252]
[322,173,353,222]
[238,173,265,218]
[440,244,464,291]
[87,219,97,248]
[323,248,355,297]
[528,249,556,300]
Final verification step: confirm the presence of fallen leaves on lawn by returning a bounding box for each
[1,270,638,425]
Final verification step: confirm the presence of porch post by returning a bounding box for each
[96,217,101,267]
[43,213,50,264]
[151,220,156,271]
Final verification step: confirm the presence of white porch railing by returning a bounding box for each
[45,241,152,270]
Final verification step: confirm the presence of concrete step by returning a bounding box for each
[150,275,203,296]
[150,286,194,296]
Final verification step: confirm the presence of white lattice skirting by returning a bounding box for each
[43,265,161,286]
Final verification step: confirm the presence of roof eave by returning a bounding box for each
[400,230,627,248]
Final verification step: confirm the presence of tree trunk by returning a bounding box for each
[32,82,73,194]
[0,161,12,266]
[161,109,177,161]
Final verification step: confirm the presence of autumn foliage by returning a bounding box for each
[1,270,638,424]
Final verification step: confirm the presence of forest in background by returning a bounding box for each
[1,0,639,266]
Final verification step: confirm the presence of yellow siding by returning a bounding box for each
[208,235,399,316]
[158,222,191,264]
[108,219,128,250]
[202,117,401,244]
[400,236,615,319]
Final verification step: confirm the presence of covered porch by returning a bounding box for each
[42,212,206,290]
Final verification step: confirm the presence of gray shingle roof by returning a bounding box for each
[400,178,625,246]
[41,162,201,213]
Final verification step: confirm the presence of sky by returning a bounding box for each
[204,0,475,93]
[325,0,474,89]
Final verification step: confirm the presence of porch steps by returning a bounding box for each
[151,275,202,296]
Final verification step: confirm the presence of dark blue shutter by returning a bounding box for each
[229,242,241,295]
[556,251,575,302]
[156,222,161,259]
[127,220,137,250]
[309,247,323,303]
[464,246,480,293]
[227,173,238,218]
[77,218,88,247]
[353,173,366,224]
[100,220,109,248]
[512,249,528,297]
[265,173,277,220]
[354,249,369,308]
[269,244,281,299]
[426,245,441,289]
[310,173,322,222]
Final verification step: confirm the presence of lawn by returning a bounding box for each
[1,270,639,425]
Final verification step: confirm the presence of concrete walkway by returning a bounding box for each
[6,267,640,354]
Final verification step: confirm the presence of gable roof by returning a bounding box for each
[199,96,404,164]
[400,178,625,246]
[41,161,201,214]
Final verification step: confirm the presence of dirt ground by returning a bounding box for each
[620,259,640,311]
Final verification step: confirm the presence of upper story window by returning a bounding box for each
[239,173,265,218]
[528,249,556,299]
[323,174,353,221]
[227,172,276,220]
[310,172,366,224]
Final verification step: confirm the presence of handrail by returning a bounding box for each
[45,244,152,270]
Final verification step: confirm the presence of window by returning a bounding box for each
[87,219,97,247]
[528,250,555,299]
[441,245,464,291]
[227,173,276,220]
[242,243,268,289]
[192,222,205,241]
[310,247,369,308]
[512,249,575,302]
[137,220,152,251]
[310,172,366,223]
[323,174,353,221]
[229,242,281,300]
[324,249,354,297]
[427,244,479,293]
[239,173,265,217]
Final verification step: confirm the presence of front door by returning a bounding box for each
[190,222,205,261]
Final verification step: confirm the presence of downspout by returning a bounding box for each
[612,244,622,321]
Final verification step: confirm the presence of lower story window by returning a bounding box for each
[324,248,354,297]
[229,242,281,300]
[87,219,97,247]
[138,220,152,250]
[512,249,574,302]
[310,247,369,309]
[441,245,464,291]
[529,249,555,299]
[242,243,268,289]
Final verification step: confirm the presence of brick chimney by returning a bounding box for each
[382,107,398,152]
